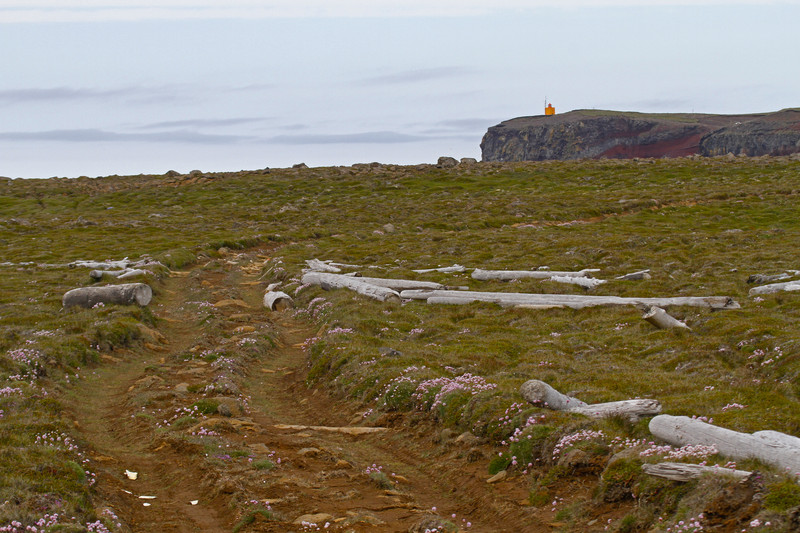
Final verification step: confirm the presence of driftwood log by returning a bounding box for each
[642,306,691,330]
[301,272,400,302]
[412,264,466,274]
[649,415,800,474]
[263,291,294,311]
[401,289,739,310]
[305,259,341,273]
[348,276,448,291]
[63,283,153,308]
[616,269,652,281]
[520,380,661,422]
[749,281,800,296]
[90,268,150,280]
[549,275,606,290]
[642,462,752,482]
[472,268,598,281]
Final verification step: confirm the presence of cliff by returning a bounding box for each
[480,108,800,161]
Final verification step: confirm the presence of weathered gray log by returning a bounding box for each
[350,276,447,291]
[616,269,652,281]
[301,272,400,302]
[571,400,661,421]
[412,264,467,274]
[520,380,661,421]
[749,281,800,296]
[305,259,341,273]
[520,380,588,410]
[401,289,739,310]
[472,268,598,281]
[642,462,752,482]
[642,306,691,330]
[63,283,153,308]
[549,275,606,289]
[649,415,800,474]
[263,291,294,311]
[117,269,149,280]
[89,269,128,280]
[747,273,791,284]
[71,259,132,270]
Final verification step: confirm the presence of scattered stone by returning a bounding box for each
[487,470,507,484]
[437,156,458,168]
[293,513,334,525]
[455,431,479,446]
[410,515,458,533]
[292,163,309,169]
[233,325,256,334]
[466,447,485,463]
[382,223,396,233]
[298,447,321,457]
[164,170,180,177]
[379,347,403,358]
[174,382,189,393]
[460,157,478,164]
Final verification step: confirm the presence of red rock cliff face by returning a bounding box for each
[480,109,800,161]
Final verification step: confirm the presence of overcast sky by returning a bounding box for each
[1,0,799,178]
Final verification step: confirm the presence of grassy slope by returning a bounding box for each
[2,157,800,530]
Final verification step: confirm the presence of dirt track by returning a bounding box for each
[64,248,548,532]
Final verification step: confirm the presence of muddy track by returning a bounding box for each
[64,248,548,532]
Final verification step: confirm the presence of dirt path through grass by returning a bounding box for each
[65,248,541,532]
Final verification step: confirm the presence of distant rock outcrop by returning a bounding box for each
[480,108,800,161]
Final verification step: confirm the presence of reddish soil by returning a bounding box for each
[63,248,628,532]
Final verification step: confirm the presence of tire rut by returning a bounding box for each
[65,249,541,532]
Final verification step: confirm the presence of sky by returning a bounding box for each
[1,1,799,178]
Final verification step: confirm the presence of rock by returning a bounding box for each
[437,428,457,443]
[409,515,458,533]
[466,447,485,463]
[293,513,334,525]
[481,108,800,162]
[174,382,189,393]
[455,431,480,446]
[437,156,459,168]
[379,347,403,358]
[382,223,396,233]
[292,163,309,169]
[460,157,478,164]
[298,447,321,457]
[487,470,507,483]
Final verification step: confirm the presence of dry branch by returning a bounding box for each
[642,462,752,482]
[649,415,800,474]
[304,259,341,273]
[520,380,661,421]
[63,283,153,308]
[401,289,739,310]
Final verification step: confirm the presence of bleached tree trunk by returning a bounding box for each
[642,306,691,330]
[649,415,800,474]
[472,268,598,281]
[63,283,153,308]
[305,259,342,273]
[642,462,751,482]
[263,291,294,311]
[401,289,739,310]
[90,268,149,280]
[749,281,800,296]
[348,276,447,291]
[301,272,401,302]
[549,275,606,289]
[520,380,588,410]
[520,380,661,421]
[412,264,466,274]
[616,270,652,281]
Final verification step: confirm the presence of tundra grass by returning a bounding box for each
[2,157,800,530]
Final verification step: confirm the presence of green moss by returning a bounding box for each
[764,481,800,512]
[191,399,220,415]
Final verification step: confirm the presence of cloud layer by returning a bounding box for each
[2,1,794,23]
